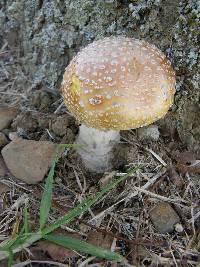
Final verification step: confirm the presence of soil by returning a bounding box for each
[0,0,200,266]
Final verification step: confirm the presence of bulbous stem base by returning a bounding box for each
[76,124,120,173]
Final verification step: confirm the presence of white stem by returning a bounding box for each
[76,124,120,173]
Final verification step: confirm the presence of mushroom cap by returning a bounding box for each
[61,37,176,130]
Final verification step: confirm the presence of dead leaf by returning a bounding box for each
[175,151,200,175]
[177,163,200,175]
[37,231,80,261]
[87,230,113,250]
[175,151,196,165]
[38,240,78,261]
[167,166,184,188]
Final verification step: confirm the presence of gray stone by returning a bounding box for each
[8,132,20,141]
[0,107,19,131]
[137,125,160,141]
[1,139,57,184]
[149,202,180,233]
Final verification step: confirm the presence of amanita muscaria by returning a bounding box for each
[61,37,176,172]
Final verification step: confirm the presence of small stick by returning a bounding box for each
[54,101,64,114]
[146,148,167,167]
[133,186,189,206]
[89,171,166,222]
[78,257,96,267]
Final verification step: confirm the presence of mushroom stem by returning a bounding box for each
[76,124,120,173]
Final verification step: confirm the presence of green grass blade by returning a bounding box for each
[39,150,58,230]
[44,234,123,261]
[1,233,33,251]
[43,167,139,235]
[39,144,81,230]
[8,249,13,267]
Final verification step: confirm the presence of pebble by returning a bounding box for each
[149,202,180,233]
[1,139,57,184]
[0,107,19,131]
[8,132,20,141]
[0,132,8,147]
[137,125,160,141]
[174,223,184,233]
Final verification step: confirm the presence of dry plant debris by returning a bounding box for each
[0,39,200,267]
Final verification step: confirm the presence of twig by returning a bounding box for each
[89,171,166,222]
[54,101,64,114]
[189,210,200,223]
[132,186,189,206]
[78,256,96,267]
[146,148,167,167]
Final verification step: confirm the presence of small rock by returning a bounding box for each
[0,107,19,131]
[1,139,57,184]
[149,202,180,233]
[175,223,184,233]
[0,132,8,146]
[8,132,20,141]
[137,125,160,141]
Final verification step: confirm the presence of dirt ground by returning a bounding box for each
[0,0,200,266]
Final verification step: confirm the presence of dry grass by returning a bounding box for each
[0,40,200,266]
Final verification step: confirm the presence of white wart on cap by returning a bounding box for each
[61,37,176,130]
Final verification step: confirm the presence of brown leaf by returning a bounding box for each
[174,151,200,175]
[177,162,200,175]
[87,230,113,249]
[175,151,196,165]
[37,231,80,261]
[167,166,184,188]
[38,240,78,261]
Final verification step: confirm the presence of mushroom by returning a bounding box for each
[61,37,176,173]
